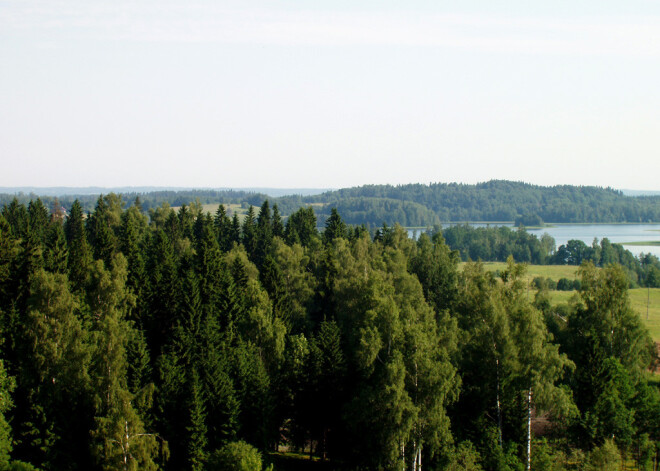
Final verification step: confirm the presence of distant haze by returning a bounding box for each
[2,1,660,190]
[0,187,331,198]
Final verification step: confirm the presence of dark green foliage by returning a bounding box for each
[64,200,92,291]
[443,224,552,264]
[214,204,232,252]
[43,222,68,274]
[86,195,117,268]
[284,207,318,247]
[322,208,346,244]
[271,204,284,238]
[187,369,208,471]
[515,213,543,227]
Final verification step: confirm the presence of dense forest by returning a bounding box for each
[0,196,658,470]
[4,180,660,226]
[297,181,660,225]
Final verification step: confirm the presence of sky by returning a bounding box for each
[1,1,660,190]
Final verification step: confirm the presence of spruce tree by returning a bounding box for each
[323,208,346,245]
[242,206,257,259]
[87,195,117,268]
[214,204,232,252]
[43,221,68,274]
[27,199,50,244]
[64,200,92,292]
[271,204,284,239]
[186,369,208,471]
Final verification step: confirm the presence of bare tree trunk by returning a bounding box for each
[124,420,130,471]
[527,387,532,471]
[412,440,416,471]
[496,356,503,448]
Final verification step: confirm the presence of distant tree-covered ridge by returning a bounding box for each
[4,180,660,226]
[297,180,660,224]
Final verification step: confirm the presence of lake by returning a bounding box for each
[410,223,660,258]
[527,224,660,258]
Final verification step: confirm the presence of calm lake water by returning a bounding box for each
[527,224,660,259]
[410,224,660,259]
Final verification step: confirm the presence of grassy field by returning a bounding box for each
[628,288,660,341]
[460,263,660,341]
[464,262,581,283]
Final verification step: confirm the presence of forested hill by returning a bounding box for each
[290,180,660,225]
[3,180,660,226]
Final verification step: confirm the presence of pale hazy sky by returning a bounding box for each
[1,1,660,190]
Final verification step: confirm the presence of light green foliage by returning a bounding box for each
[206,441,269,471]
[410,232,461,315]
[587,439,621,471]
[26,270,91,392]
[88,256,165,471]
[532,439,566,471]
[332,235,459,469]
[270,239,317,332]
[21,269,94,467]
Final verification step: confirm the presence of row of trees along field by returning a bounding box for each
[0,196,658,471]
[441,224,660,287]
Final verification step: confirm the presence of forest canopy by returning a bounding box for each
[0,195,657,470]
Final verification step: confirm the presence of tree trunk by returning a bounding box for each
[526,387,532,471]
[496,356,503,448]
